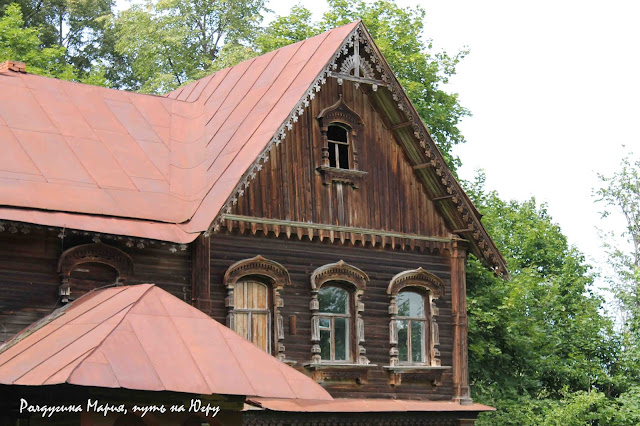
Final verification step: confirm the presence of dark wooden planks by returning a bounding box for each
[209,232,454,400]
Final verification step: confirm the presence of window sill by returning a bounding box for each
[317,165,367,189]
[303,362,378,384]
[383,365,452,386]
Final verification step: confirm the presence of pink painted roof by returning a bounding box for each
[0,284,332,400]
[247,398,495,412]
[0,22,359,243]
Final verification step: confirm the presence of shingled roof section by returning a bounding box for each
[0,21,508,277]
[0,284,332,400]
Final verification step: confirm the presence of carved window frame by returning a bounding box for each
[316,97,367,188]
[309,260,369,365]
[223,255,291,361]
[57,243,134,303]
[387,268,445,367]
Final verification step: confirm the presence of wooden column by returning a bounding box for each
[191,233,212,314]
[451,238,472,405]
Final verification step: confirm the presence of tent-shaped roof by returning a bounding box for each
[0,21,507,277]
[0,284,332,400]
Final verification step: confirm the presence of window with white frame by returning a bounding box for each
[318,285,351,361]
[396,290,429,364]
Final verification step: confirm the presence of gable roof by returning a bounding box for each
[0,284,332,400]
[0,21,507,277]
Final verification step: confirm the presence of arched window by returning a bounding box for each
[327,124,349,169]
[396,290,428,364]
[234,280,271,352]
[318,285,350,361]
[387,268,445,367]
[309,261,369,365]
[316,97,367,189]
[57,243,133,303]
[224,256,290,360]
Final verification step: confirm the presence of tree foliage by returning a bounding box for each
[0,2,105,83]
[0,0,113,78]
[255,0,469,171]
[110,0,266,92]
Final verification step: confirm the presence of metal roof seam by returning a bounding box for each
[40,346,96,385]
[64,285,159,387]
[7,297,139,384]
[155,289,222,394]
[203,50,281,150]
[199,22,358,234]
[0,285,130,364]
[202,63,245,107]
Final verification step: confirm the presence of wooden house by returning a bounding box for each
[0,21,507,425]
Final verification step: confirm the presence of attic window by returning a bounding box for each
[316,97,368,189]
[327,125,349,169]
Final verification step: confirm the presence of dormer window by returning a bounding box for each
[327,125,350,169]
[316,97,367,188]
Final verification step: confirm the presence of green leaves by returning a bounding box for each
[466,174,620,424]
[111,0,266,93]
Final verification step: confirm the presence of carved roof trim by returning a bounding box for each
[387,268,445,297]
[224,255,291,289]
[311,260,369,291]
[58,243,134,278]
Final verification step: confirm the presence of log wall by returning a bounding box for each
[0,228,191,345]
[233,79,451,240]
[209,232,455,400]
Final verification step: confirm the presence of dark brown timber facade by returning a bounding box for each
[0,21,504,426]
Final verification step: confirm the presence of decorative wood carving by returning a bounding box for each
[305,363,374,384]
[309,261,369,365]
[387,268,445,369]
[57,243,134,303]
[316,97,366,189]
[386,366,451,387]
[224,255,291,361]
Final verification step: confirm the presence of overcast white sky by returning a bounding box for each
[267,0,638,298]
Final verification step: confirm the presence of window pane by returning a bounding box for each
[397,320,409,362]
[318,286,349,314]
[327,125,347,142]
[235,312,249,341]
[249,282,268,309]
[411,321,425,363]
[320,329,331,360]
[252,313,269,352]
[397,291,425,318]
[328,142,337,167]
[338,143,349,169]
[334,317,348,361]
[319,317,330,328]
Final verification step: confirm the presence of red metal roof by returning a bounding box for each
[0,22,358,243]
[246,398,495,413]
[0,284,332,400]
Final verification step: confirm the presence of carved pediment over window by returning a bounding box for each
[57,243,134,303]
[224,255,291,289]
[387,268,447,374]
[316,97,367,189]
[317,97,362,130]
[387,267,445,297]
[310,260,369,291]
